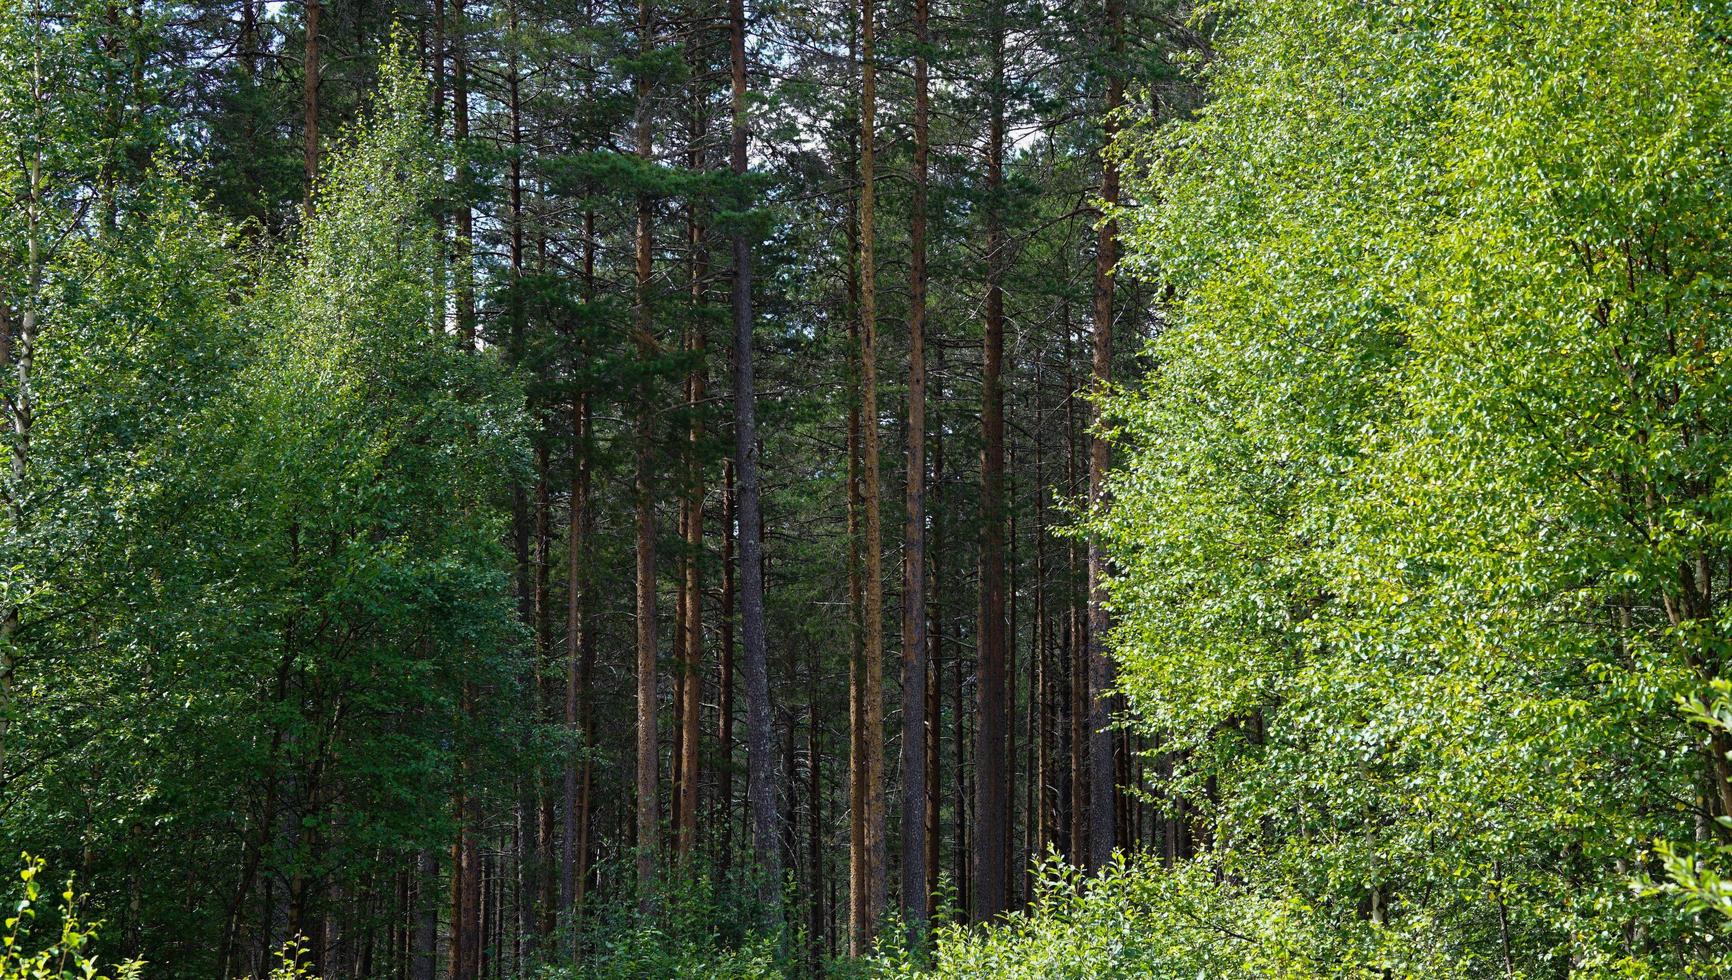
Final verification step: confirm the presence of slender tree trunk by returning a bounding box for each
[844,46,867,952]
[240,0,258,77]
[452,0,476,347]
[1022,499,1037,897]
[729,0,784,917]
[411,851,436,980]
[856,0,888,941]
[927,374,944,913]
[431,0,446,132]
[533,452,556,941]
[677,70,709,862]
[1008,457,1019,905]
[451,706,481,980]
[563,210,598,923]
[899,0,931,935]
[478,851,493,978]
[718,457,737,875]
[847,305,866,954]
[924,604,940,916]
[1064,326,1086,864]
[633,0,662,910]
[807,667,825,973]
[576,603,597,913]
[0,50,43,794]
[1032,375,1052,868]
[673,507,688,841]
[560,394,587,915]
[934,403,970,917]
[1086,0,1124,874]
[450,0,483,964]
[301,0,320,213]
[973,2,1010,921]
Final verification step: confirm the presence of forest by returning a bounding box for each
[3,0,1732,976]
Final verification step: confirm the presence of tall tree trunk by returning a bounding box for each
[856,0,888,941]
[673,507,688,842]
[478,851,493,978]
[451,704,481,980]
[934,399,969,917]
[718,456,737,875]
[1008,454,1019,906]
[676,358,704,868]
[563,210,598,921]
[924,602,940,916]
[807,662,825,972]
[533,452,556,942]
[240,0,259,77]
[846,290,866,955]
[1064,325,1086,864]
[451,0,482,964]
[633,0,661,910]
[452,0,475,347]
[729,0,784,917]
[559,396,584,916]
[411,852,436,980]
[432,0,446,133]
[1086,0,1124,874]
[845,32,867,951]
[1032,372,1052,870]
[677,67,709,863]
[898,0,931,935]
[973,1,1009,921]
[301,0,320,213]
[0,45,43,794]
[925,367,943,915]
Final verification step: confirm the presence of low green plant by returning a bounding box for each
[870,852,1373,980]
[261,939,320,980]
[1,857,142,980]
[534,860,785,980]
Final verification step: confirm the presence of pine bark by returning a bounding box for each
[846,289,866,955]
[729,0,785,915]
[973,1,1010,920]
[1086,0,1124,874]
[452,0,475,347]
[845,43,867,950]
[1064,330,1087,864]
[562,384,590,912]
[676,72,709,862]
[633,0,661,909]
[857,0,888,941]
[563,209,599,922]
[718,457,737,875]
[447,0,481,966]
[410,851,436,980]
[898,0,931,933]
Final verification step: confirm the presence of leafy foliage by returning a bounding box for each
[1656,681,1732,921]
[0,41,525,974]
[1059,0,1732,974]
[2,858,142,980]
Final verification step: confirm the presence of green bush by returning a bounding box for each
[2,857,142,980]
[536,863,785,980]
[872,854,1390,980]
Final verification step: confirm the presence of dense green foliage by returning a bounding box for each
[2,29,524,972]
[1040,0,1732,974]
